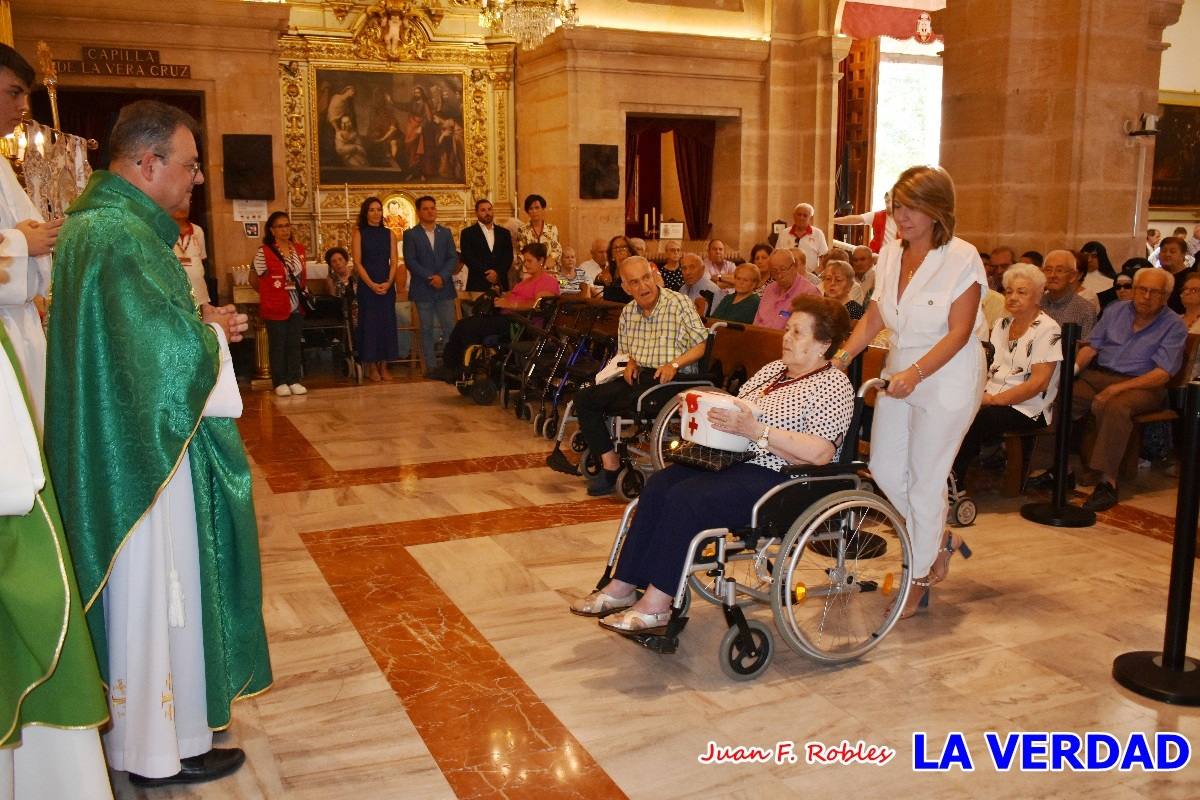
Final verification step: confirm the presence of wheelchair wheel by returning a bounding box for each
[688,538,779,608]
[541,413,559,440]
[533,411,545,437]
[456,381,472,397]
[578,448,603,480]
[648,392,686,470]
[771,490,912,664]
[718,620,773,681]
[470,379,497,406]
[569,430,587,453]
[951,498,977,528]
[615,466,645,501]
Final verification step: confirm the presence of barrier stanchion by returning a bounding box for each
[1021,322,1096,527]
[1111,381,1200,705]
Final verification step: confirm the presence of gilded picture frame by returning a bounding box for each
[315,66,469,187]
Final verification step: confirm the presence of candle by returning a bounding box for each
[651,207,657,229]
[315,187,323,250]
[344,183,350,220]
[643,213,649,231]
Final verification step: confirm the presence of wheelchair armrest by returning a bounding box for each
[634,379,714,414]
[778,460,867,479]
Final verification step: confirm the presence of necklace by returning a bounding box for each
[763,363,831,395]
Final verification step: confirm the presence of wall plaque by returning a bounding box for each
[52,45,191,80]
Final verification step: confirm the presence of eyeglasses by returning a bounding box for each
[154,153,203,180]
[1133,286,1166,296]
[612,245,630,253]
[1181,287,1200,295]
[1115,282,1134,290]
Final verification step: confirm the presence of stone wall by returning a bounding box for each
[13,0,291,303]
[517,28,771,255]
[940,0,1183,264]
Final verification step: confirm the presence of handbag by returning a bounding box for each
[268,244,317,313]
[665,441,754,472]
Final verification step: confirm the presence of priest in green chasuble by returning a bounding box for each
[0,44,112,800]
[45,100,272,787]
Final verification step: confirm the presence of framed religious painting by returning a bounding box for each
[1150,102,1200,208]
[315,68,467,186]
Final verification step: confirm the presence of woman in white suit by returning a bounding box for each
[833,165,986,618]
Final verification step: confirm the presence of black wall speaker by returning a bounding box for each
[222,134,275,201]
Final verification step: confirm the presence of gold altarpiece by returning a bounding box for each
[279,0,515,256]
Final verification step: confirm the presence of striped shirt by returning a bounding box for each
[617,288,708,369]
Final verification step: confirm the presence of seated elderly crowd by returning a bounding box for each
[397,187,1197,644]
[418,196,1194,519]
[395,183,1191,660]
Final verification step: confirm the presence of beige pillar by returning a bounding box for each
[764,0,850,233]
[0,1,12,46]
[940,0,1183,263]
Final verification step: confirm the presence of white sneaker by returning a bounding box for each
[289,383,308,396]
[274,384,292,397]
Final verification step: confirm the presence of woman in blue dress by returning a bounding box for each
[352,196,400,380]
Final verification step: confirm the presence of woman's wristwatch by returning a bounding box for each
[833,349,850,368]
[756,425,770,450]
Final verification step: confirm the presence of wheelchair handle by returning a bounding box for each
[857,377,889,398]
[708,320,745,332]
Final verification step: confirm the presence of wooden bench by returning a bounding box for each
[1117,332,1200,480]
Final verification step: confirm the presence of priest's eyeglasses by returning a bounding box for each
[143,153,203,180]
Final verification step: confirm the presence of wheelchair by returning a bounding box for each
[546,322,740,500]
[452,296,560,406]
[586,378,915,680]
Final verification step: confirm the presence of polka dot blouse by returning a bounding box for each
[736,360,855,472]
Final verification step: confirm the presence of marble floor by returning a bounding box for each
[110,375,1200,799]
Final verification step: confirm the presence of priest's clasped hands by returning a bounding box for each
[15,216,63,256]
[202,304,250,343]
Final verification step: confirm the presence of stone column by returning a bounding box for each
[940,0,1183,263]
[763,0,850,234]
[0,1,12,47]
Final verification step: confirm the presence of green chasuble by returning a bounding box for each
[1,325,108,748]
[45,171,272,729]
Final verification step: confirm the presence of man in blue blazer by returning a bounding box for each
[402,195,459,375]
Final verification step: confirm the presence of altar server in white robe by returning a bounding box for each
[0,42,113,800]
[0,53,61,428]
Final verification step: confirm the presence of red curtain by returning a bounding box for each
[624,117,715,240]
[840,2,942,42]
[672,120,715,240]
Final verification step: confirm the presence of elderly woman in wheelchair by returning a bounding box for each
[573,297,907,668]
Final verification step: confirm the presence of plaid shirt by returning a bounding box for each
[1040,291,1097,341]
[618,289,708,369]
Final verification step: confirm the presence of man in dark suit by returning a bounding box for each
[459,198,513,293]
[402,195,459,375]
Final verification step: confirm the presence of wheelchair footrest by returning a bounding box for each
[630,633,680,654]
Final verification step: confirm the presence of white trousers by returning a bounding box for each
[870,345,984,578]
[101,453,213,778]
[0,726,112,800]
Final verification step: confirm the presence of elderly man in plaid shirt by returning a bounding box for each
[576,256,709,495]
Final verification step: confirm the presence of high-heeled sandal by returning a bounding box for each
[929,530,973,584]
[898,577,933,619]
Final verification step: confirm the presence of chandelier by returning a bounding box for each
[478,0,577,50]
